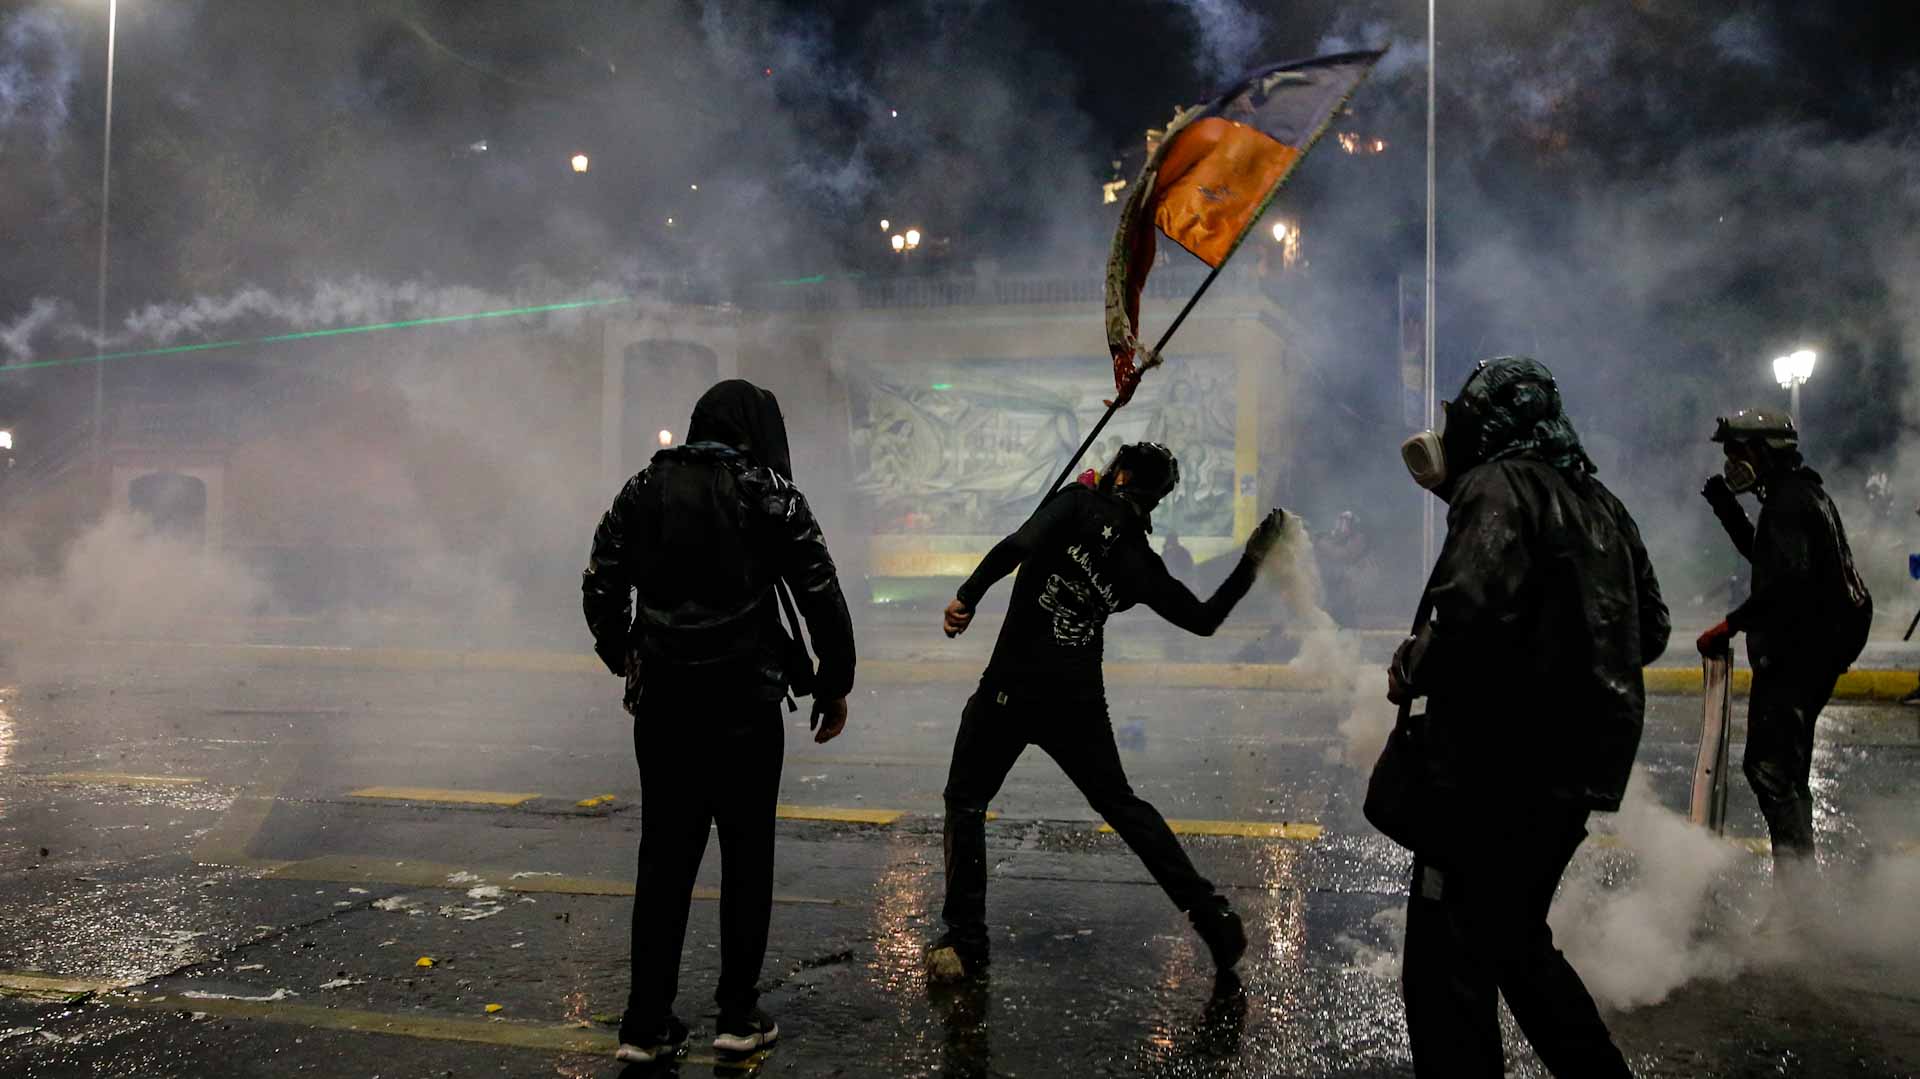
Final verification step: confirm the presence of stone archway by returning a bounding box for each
[128,471,208,544]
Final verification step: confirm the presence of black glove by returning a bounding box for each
[1701,474,1738,509]
[1244,508,1288,564]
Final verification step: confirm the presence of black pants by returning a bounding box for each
[1744,660,1839,861]
[940,683,1218,942]
[1402,806,1631,1079]
[624,685,783,1040]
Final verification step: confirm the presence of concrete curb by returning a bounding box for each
[32,640,1920,700]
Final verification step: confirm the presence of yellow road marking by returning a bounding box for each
[1096,819,1323,840]
[0,972,131,999]
[43,772,203,787]
[575,794,617,808]
[347,787,540,807]
[775,804,904,826]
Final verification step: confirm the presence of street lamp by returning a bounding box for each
[890,233,905,252]
[657,429,674,448]
[904,228,921,248]
[570,152,590,173]
[91,0,120,464]
[1772,348,1816,430]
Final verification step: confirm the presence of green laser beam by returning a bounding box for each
[2,298,634,374]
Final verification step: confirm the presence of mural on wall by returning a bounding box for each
[848,355,1236,539]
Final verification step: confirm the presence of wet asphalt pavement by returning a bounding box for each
[0,650,1917,1077]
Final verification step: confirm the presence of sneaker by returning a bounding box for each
[925,933,990,984]
[615,1014,688,1063]
[712,1007,779,1053]
[1190,903,1247,971]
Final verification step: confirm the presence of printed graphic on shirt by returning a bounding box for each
[1035,542,1120,646]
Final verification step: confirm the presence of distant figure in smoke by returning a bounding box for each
[583,379,857,1063]
[1161,529,1195,587]
[1319,510,1372,626]
[927,441,1286,983]
[1387,357,1668,1077]
[1699,409,1871,870]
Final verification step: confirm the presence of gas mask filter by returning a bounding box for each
[1401,430,1447,491]
[1722,457,1759,494]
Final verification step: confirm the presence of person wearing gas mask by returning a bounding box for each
[926,441,1287,983]
[1387,357,1668,1078]
[583,379,857,1063]
[1698,410,1871,871]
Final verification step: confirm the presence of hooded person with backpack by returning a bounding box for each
[583,379,856,1063]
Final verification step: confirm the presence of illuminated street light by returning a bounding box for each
[904,228,921,249]
[0,430,12,451]
[570,153,590,173]
[1271,221,1289,243]
[880,219,891,231]
[890,233,906,252]
[689,183,698,191]
[1772,347,1817,437]
[658,429,674,448]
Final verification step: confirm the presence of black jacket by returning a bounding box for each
[958,484,1258,697]
[1710,466,1871,669]
[1402,458,1669,811]
[581,382,855,709]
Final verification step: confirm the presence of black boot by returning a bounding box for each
[1189,901,1246,971]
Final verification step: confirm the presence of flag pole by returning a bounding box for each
[1039,260,1229,505]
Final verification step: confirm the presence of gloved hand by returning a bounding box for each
[1701,474,1739,509]
[1243,508,1288,564]
[1696,619,1735,657]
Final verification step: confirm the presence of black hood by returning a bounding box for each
[686,379,793,480]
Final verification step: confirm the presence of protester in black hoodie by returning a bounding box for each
[584,379,855,1063]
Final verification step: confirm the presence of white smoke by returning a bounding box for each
[0,6,79,145]
[1,512,272,644]
[1550,770,1748,1009]
[0,296,64,362]
[1258,515,1395,766]
[1170,0,1265,80]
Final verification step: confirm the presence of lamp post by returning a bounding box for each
[1423,0,1438,570]
[1772,348,1816,438]
[91,0,119,465]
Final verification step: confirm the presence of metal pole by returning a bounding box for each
[1422,0,1438,569]
[91,0,117,465]
[1038,259,1230,506]
[1790,381,1801,440]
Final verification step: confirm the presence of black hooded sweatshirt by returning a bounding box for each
[582,380,856,709]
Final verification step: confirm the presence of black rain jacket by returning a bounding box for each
[1400,458,1670,811]
[581,381,855,710]
[1711,466,1871,670]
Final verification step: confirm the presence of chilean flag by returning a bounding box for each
[1104,50,1385,406]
